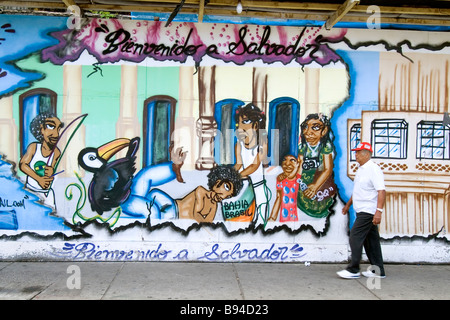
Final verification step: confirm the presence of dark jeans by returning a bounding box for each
[347,212,385,276]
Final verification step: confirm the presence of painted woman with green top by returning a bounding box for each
[297,113,337,218]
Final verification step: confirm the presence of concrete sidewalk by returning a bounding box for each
[0,261,448,300]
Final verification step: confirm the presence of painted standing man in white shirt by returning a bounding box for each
[234,103,269,226]
[337,142,386,279]
[20,112,63,209]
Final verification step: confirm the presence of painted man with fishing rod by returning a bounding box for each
[19,112,64,209]
[19,111,87,211]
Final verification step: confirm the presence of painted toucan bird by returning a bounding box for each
[78,137,140,215]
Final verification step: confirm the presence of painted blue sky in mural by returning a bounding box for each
[0,157,69,231]
[0,15,67,96]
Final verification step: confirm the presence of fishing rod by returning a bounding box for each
[45,113,88,193]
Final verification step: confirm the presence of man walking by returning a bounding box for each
[337,142,386,279]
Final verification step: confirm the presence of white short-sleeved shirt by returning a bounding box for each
[352,159,385,215]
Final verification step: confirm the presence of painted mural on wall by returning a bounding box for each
[0,14,449,261]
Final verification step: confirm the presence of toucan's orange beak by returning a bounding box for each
[97,138,131,161]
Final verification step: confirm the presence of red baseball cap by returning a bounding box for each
[352,142,373,153]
